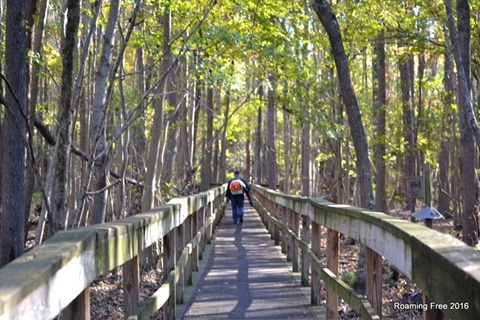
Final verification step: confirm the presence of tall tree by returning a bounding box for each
[49,0,80,234]
[373,31,387,214]
[311,0,378,312]
[200,86,214,191]
[89,0,121,224]
[266,74,278,190]
[142,6,172,211]
[445,0,479,246]
[0,0,28,266]
[254,83,264,184]
[25,0,49,238]
[311,0,374,209]
[399,53,416,216]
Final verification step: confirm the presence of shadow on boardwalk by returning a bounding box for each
[178,202,325,319]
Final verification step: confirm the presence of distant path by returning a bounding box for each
[178,202,325,319]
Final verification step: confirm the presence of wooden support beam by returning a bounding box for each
[123,255,140,318]
[326,229,339,320]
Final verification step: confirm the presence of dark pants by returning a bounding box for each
[230,195,244,223]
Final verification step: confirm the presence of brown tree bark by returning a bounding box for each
[445,0,479,245]
[311,0,376,307]
[25,0,49,241]
[399,54,416,217]
[89,0,121,225]
[142,6,174,211]
[301,108,310,197]
[373,31,387,214]
[49,0,80,234]
[254,83,264,184]
[200,87,214,191]
[311,0,374,209]
[266,74,278,190]
[1,0,28,267]
[437,32,455,215]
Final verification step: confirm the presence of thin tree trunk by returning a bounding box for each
[399,55,416,217]
[177,57,190,185]
[25,0,49,240]
[200,87,214,191]
[219,89,230,183]
[161,9,179,189]
[89,0,121,225]
[266,74,278,190]
[373,31,387,214]
[49,0,80,234]
[142,7,173,210]
[283,107,291,194]
[130,45,146,215]
[438,29,455,215]
[254,83,263,184]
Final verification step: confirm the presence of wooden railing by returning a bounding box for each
[252,185,480,320]
[0,186,226,320]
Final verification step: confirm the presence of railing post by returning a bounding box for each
[366,248,382,317]
[279,206,287,254]
[206,201,213,244]
[162,226,177,319]
[285,207,293,262]
[176,223,185,304]
[326,229,339,320]
[311,221,322,305]
[123,255,140,318]
[61,288,90,320]
[192,210,199,272]
[300,214,311,286]
[198,205,206,258]
[291,208,300,272]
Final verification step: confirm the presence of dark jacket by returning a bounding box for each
[226,177,251,201]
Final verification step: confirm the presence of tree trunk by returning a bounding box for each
[266,74,278,190]
[142,7,173,211]
[130,45,146,215]
[311,0,374,209]
[283,106,292,194]
[445,0,479,245]
[89,0,121,225]
[219,89,230,183]
[200,87,214,191]
[254,83,263,184]
[438,33,455,215]
[1,0,28,267]
[311,0,375,301]
[399,54,416,216]
[373,30,387,214]
[177,57,190,185]
[49,0,80,234]
[161,8,179,188]
[25,0,49,240]
[301,108,310,196]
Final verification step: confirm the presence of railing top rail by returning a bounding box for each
[0,186,226,319]
[253,184,480,319]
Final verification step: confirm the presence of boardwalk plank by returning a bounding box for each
[178,203,325,320]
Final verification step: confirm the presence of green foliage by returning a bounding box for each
[341,271,356,286]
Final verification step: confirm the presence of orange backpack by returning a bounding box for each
[229,179,245,195]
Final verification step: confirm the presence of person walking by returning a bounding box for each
[226,170,252,224]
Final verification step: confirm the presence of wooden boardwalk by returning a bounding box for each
[177,202,325,320]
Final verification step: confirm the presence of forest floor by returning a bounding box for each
[84,208,457,320]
